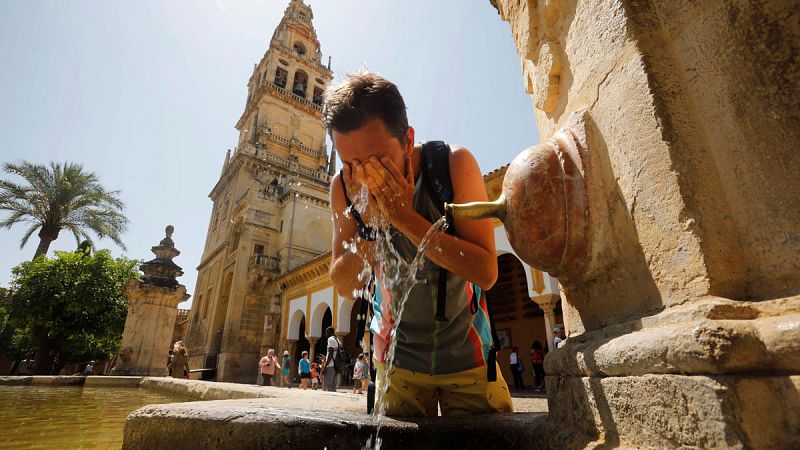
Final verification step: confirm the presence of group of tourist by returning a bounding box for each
[257,326,371,393]
[507,326,566,392]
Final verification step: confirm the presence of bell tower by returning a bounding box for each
[185,0,334,383]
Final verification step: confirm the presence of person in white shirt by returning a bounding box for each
[509,347,524,389]
[553,326,566,350]
[323,326,340,392]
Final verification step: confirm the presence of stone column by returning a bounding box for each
[491,1,800,448]
[112,226,190,376]
[531,294,559,351]
[287,340,298,380]
[308,337,318,361]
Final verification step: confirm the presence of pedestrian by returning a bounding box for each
[530,340,546,392]
[82,360,95,376]
[323,326,340,392]
[281,350,292,388]
[310,359,320,390]
[553,326,566,350]
[168,341,190,379]
[509,347,524,389]
[326,72,513,416]
[298,351,311,390]
[353,353,369,394]
[258,349,280,386]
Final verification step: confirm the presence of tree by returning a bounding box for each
[6,249,138,374]
[0,161,128,259]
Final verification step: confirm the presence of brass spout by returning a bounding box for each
[444,195,507,222]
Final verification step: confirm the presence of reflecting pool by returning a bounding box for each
[0,386,190,449]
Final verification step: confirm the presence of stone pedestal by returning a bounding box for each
[112,226,190,377]
[491,0,800,447]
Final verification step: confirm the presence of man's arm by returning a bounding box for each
[359,147,498,290]
[329,169,376,300]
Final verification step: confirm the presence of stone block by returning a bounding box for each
[123,401,564,450]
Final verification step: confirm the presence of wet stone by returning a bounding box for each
[123,400,557,450]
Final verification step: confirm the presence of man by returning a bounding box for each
[323,326,339,392]
[82,360,95,376]
[553,326,566,350]
[324,71,513,417]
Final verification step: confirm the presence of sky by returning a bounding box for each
[0,0,539,308]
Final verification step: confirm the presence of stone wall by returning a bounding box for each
[491,0,799,447]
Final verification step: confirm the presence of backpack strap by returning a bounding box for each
[420,141,454,322]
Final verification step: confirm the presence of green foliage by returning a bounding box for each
[0,161,128,258]
[6,249,138,364]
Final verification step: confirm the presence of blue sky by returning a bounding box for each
[0,0,538,307]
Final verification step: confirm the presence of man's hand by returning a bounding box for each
[353,155,415,226]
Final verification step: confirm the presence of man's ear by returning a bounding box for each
[405,127,415,153]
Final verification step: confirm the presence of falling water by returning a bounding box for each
[341,185,449,450]
[369,216,448,450]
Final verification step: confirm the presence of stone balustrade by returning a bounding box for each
[250,254,281,273]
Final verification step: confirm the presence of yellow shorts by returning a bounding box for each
[374,361,514,417]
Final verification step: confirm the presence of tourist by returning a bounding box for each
[323,326,339,392]
[298,351,311,390]
[317,354,326,389]
[509,346,524,390]
[325,72,513,417]
[18,356,34,375]
[258,349,280,386]
[82,360,95,376]
[310,359,319,390]
[353,353,368,394]
[530,340,546,392]
[168,341,190,379]
[281,350,291,388]
[553,326,566,350]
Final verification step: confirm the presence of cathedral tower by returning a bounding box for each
[185,0,334,383]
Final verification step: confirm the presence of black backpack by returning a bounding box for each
[333,337,349,374]
[420,141,502,382]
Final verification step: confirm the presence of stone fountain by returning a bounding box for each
[444,1,800,448]
[112,226,190,377]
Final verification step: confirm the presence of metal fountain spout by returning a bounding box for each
[445,113,591,280]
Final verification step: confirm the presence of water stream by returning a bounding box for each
[343,187,450,450]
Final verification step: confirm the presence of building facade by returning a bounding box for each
[185,0,334,383]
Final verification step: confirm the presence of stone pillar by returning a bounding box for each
[112,226,189,376]
[531,294,559,351]
[491,1,800,448]
[287,340,298,379]
[308,337,318,361]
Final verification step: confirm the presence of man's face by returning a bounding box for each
[332,117,412,179]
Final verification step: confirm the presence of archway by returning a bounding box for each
[295,316,309,368]
[292,70,308,98]
[210,272,233,357]
[313,308,332,361]
[486,253,542,389]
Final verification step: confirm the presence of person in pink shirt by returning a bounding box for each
[258,349,280,386]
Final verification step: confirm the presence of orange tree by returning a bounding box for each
[6,248,137,374]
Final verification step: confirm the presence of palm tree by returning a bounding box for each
[0,161,128,259]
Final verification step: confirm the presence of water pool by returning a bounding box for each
[0,385,190,449]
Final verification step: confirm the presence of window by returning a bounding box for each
[274,67,288,89]
[298,12,306,21]
[254,244,264,255]
[293,41,306,56]
[313,87,324,106]
[292,70,308,98]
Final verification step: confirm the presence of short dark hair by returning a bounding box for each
[322,71,409,145]
[326,326,335,336]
